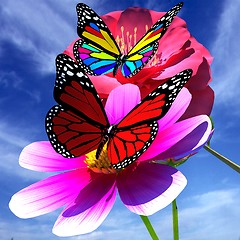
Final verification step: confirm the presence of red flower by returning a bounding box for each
[64,6,214,119]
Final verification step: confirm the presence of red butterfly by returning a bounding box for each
[45,54,192,169]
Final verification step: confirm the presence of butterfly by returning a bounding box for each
[45,54,192,169]
[73,2,183,78]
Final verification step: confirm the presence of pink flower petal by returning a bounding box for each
[190,37,213,64]
[157,88,191,131]
[19,141,86,172]
[9,168,92,218]
[187,57,212,90]
[117,162,186,215]
[180,86,214,120]
[154,50,204,80]
[114,7,153,43]
[90,74,121,98]
[140,115,211,161]
[105,84,140,125]
[159,27,191,61]
[52,174,117,236]
[157,115,212,159]
[102,11,122,37]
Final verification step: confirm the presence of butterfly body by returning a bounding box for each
[95,124,116,159]
[74,2,183,78]
[113,55,126,76]
[46,54,192,169]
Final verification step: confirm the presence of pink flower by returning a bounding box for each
[9,84,211,236]
[64,6,214,119]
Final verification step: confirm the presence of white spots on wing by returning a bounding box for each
[46,106,74,158]
[77,3,109,30]
[77,72,84,78]
[158,2,183,28]
[93,16,99,21]
[54,54,90,89]
[141,70,191,112]
[67,70,74,76]
[162,83,168,89]
[168,85,175,90]
[176,81,180,86]
[66,63,74,70]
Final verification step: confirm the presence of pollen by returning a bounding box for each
[115,24,161,67]
[85,144,117,174]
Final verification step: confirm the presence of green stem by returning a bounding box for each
[140,215,159,240]
[204,145,240,173]
[172,199,179,240]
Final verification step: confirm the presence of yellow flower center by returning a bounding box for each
[85,144,117,174]
[115,25,160,66]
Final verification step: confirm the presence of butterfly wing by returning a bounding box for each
[74,3,121,75]
[122,2,184,78]
[45,54,109,158]
[46,105,107,158]
[108,69,193,169]
[73,39,119,75]
[108,121,158,169]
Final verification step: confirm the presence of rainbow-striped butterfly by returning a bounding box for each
[73,2,183,78]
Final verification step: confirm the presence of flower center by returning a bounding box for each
[85,144,117,174]
[115,25,160,67]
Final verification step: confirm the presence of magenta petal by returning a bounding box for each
[157,88,191,131]
[9,168,92,218]
[157,115,212,159]
[140,115,211,161]
[52,174,117,236]
[105,84,140,125]
[19,141,86,172]
[117,162,186,215]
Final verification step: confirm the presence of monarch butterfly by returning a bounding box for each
[73,2,183,78]
[45,54,192,169]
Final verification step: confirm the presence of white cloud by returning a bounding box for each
[211,0,240,106]
[3,188,240,240]
[148,188,240,240]
[0,218,59,240]
[0,69,43,104]
[0,0,111,74]
[0,120,49,180]
[178,188,240,240]
[0,122,30,148]
[0,0,76,73]
[0,70,22,88]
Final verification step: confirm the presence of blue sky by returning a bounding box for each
[0,0,239,239]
